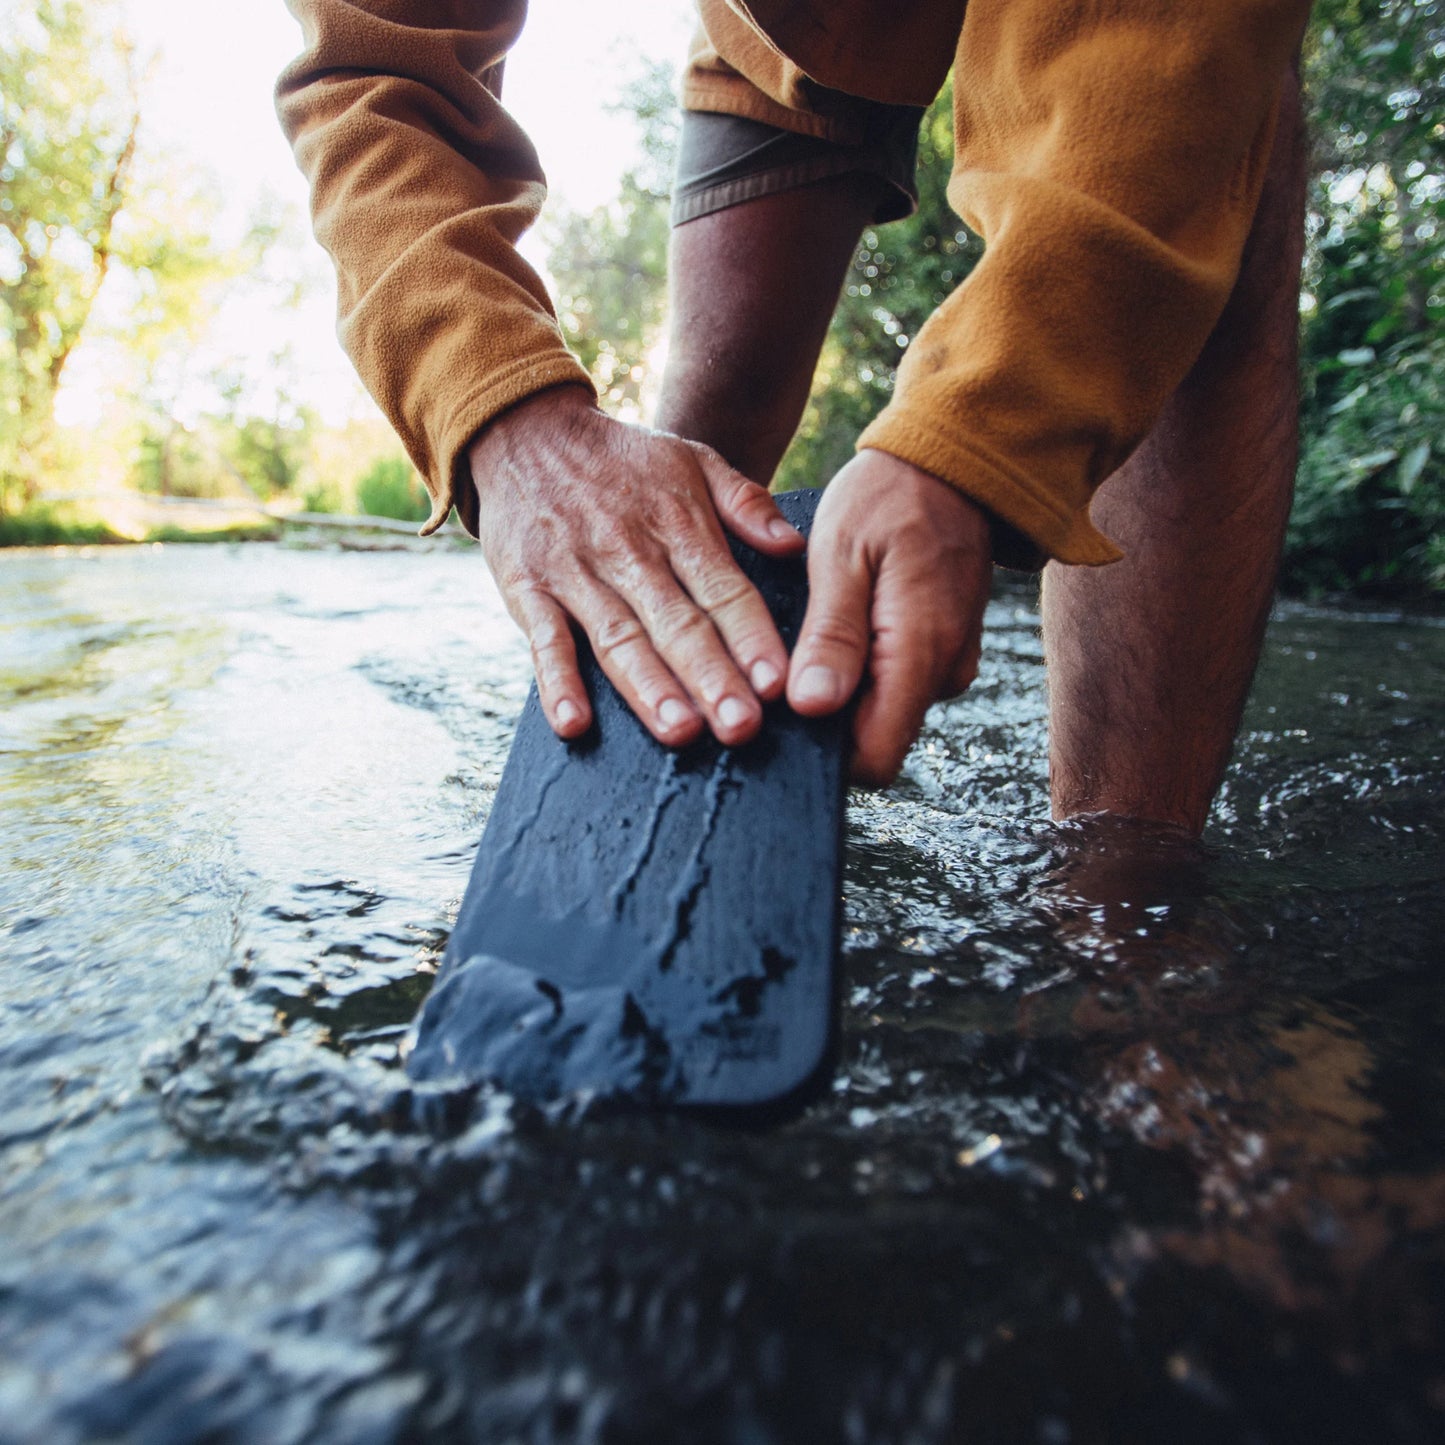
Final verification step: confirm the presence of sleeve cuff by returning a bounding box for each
[856,410,1124,570]
[419,353,596,537]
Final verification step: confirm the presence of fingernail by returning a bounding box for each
[555,699,581,730]
[793,664,839,707]
[658,697,693,731]
[717,695,752,731]
[768,518,798,542]
[750,659,780,694]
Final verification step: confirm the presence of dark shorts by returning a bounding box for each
[670,104,925,228]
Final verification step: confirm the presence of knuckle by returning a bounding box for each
[648,486,697,538]
[807,613,870,656]
[721,474,762,510]
[498,565,544,598]
[528,623,572,668]
[693,569,754,616]
[527,619,568,655]
[592,611,645,661]
[593,530,646,574]
[648,594,711,648]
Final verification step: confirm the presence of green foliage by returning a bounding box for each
[545,61,677,417]
[0,0,138,508]
[220,413,311,497]
[210,371,316,499]
[0,499,117,546]
[775,85,978,491]
[355,455,430,522]
[1291,0,1445,595]
[1,1,245,517]
[129,419,225,499]
[142,519,280,545]
[301,478,344,514]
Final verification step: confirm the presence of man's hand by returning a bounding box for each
[468,385,804,749]
[787,449,993,785]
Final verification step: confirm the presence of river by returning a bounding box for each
[1,540,1442,1443]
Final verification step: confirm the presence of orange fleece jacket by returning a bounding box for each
[278,0,1310,559]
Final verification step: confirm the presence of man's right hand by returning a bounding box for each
[468,385,805,749]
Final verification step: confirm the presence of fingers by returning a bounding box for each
[474,407,803,750]
[698,449,805,557]
[502,514,786,750]
[849,631,967,787]
[590,468,789,743]
[783,450,994,786]
[787,536,872,718]
[566,576,708,748]
[848,538,985,783]
[507,587,592,739]
[669,532,790,705]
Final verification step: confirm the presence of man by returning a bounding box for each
[278,0,1311,836]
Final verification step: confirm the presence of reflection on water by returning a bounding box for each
[1,542,1442,1442]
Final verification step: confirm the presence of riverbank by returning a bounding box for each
[7,499,1441,612]
[0,497,474,553]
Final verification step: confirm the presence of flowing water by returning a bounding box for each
[1,541,1442,1444]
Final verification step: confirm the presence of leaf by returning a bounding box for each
[1352,448,1399,474]
[1320,284,1381,313]
[1396,440,1430,496]
[1329,382,1370,414]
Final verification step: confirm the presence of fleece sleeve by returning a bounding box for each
[276,0,593,536]
[856,0,1313,567]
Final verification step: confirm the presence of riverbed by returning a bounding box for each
[1,541,1442,1442]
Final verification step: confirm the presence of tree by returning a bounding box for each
[1291,0,1445,594]
[774,84,978,491]
[355,454,430,522]
[0,0,242,518]
[544,60,677,420]
[0,0,140,510]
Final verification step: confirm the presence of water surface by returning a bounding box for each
[1,542,1442,1443]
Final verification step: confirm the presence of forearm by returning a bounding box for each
[858,0,1313,566]
[277,0,591,534]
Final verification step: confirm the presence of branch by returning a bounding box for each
[47,49,141,391]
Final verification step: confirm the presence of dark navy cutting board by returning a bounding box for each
[405,488,846,1110]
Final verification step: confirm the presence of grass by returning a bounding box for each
[0,502,123,547]
[0,501,281,548]
[142,520,281,544]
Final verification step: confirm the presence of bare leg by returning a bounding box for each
[1042,77,1307,836]
[654,174,886,482]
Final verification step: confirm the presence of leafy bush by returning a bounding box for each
[130,425,227,499]
[776,85,980,493]
[301,479,344,514]
[355,456,431,522]
[1289,331,1444,594]
[0,502,118,547]
[142,520,281,544]
[1290,0,1445,597]
[221,410,315,498]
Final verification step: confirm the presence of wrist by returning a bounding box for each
[467,383,599,475]
[856,446,1041,571]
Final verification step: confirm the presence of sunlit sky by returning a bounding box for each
[57,0,695,428]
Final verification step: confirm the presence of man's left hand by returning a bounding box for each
[786,449,994,785]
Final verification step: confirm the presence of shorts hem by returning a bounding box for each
[671,157,918,227]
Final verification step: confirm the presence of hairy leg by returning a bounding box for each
[654,173,886,482]
[1042,76,1307,836]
